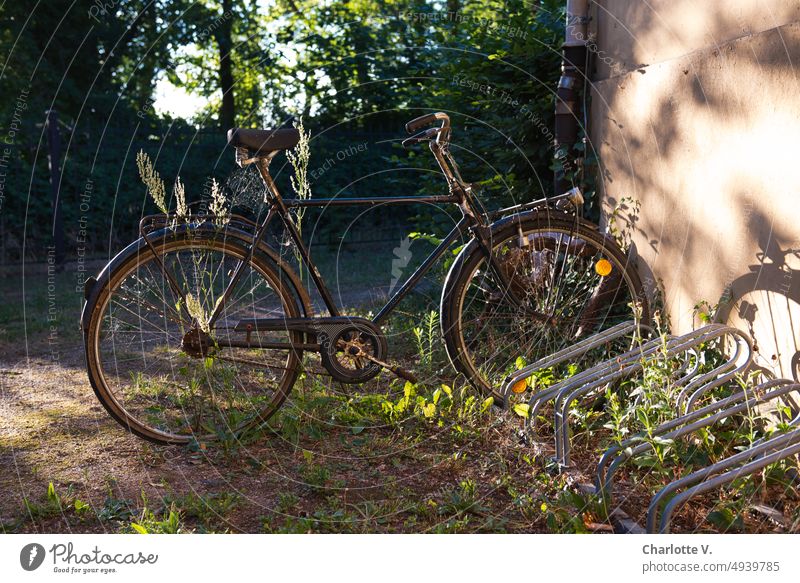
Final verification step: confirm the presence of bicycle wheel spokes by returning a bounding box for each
[458,228,638,391]
[94,242,300,441]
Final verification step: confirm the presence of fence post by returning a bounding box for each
[46,109,64,268]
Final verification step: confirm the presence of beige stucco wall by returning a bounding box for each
[589,1,800,379]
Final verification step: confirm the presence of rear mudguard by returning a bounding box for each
[80,222,313,333]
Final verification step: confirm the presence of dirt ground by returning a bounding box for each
[0,263,549,534]
[2,266,796,534]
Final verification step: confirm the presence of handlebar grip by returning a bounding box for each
[405,112,450,134]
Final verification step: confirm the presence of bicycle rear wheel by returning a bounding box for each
[441,213,649,402]
[84,233,304,444]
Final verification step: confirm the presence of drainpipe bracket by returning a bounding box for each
[558,76,579,90]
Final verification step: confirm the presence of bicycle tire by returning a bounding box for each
[84,232,305,445]
[441,210,649,403]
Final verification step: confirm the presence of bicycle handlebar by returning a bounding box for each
[405,112,450,133]
[401,127,439,149]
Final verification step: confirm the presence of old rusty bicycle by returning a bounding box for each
[81,112,648,444]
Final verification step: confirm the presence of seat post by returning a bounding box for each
[244,151,282,205]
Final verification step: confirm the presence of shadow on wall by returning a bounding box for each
[586,2,800,377]
[716,238,800,382]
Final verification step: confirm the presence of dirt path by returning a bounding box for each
[0,345,537,534]
[0,298,540,534]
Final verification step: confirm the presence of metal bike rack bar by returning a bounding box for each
[550,325,752,467]
[675,329,753,413]
[598,378,800,532]
[509,315,799,533]
[654,440,800,533]
[647,403,800,533]
[596,379,794,498]
[524,324,661,433]
[500,320,643,408]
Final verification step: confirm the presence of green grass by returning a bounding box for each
[0,268,83,345]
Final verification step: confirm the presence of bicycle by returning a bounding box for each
[81,112,649,444]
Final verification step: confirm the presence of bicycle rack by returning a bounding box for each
[505,320,800,532]
[501,320,645,409]
[647,391,800,533]
[597,377,790,495]
[640,379,800,533]
[511,323,753,468]
[593,363,800,532]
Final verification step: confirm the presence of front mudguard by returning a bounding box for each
[440,208,593,312]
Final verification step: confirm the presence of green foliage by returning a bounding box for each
[2,0,567,262]
[299,449,332,490]
[379,381,493,433]
[540,488,609,534]
[130,504,186,534]
[438,479,486,515]
[162,491,240,532]
[707,505,745,533]
[97,495,136,523]
[412,310,440,370]
[20,483,95,525]
[23,482,66,520]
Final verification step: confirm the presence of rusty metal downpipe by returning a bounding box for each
[554,0,589,195]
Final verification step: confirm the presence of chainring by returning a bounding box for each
[318,320,388,383]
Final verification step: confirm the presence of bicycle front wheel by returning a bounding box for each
[84,233,305,444]
[441,213,649,402]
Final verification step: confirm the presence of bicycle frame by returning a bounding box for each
[277,196,470,326]
[203,135,508,337]
[156,127,583,351]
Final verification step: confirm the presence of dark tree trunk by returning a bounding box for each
[46,109,64,268]
[216,0,236,129]
[448,0,460,34]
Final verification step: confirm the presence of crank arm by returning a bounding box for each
[358,352,418,384]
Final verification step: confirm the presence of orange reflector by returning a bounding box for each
[511,379,528,394]
[595,258,612,277]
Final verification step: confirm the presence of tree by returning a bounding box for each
[162,0,274,127]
